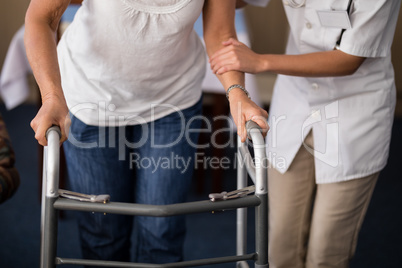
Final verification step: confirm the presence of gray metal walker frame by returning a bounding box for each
[40,122,268,268]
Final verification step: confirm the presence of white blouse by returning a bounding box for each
[57,0,205,126]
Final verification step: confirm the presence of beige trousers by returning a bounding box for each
[268,131,379,268]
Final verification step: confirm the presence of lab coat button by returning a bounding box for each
[306,22,312,29]
[312,83,319,90]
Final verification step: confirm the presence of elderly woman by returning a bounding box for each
[24,0,268,265]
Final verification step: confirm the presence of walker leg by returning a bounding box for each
[237,135,249,268]
[40,196,58,268]
[255,193,268,268]
[40,127,61,268]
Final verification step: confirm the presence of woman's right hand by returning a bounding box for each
[209,38,266,75]
[30,94,71,146]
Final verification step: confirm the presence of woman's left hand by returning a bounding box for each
[228,88,269,142]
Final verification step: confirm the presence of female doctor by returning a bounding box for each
[210,0,400,267]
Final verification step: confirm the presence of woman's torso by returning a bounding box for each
[58,0,206,126]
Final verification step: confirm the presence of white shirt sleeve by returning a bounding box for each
[243,0,270,7]
[340,0,401,57]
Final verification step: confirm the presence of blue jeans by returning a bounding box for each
[63,99,202,265]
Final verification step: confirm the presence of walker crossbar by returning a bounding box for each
[54,195,260,216]
[56,253,256,267]
[40,122,269,268]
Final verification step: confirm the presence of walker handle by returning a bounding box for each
[46,125,61,141]
[245,120,263,140]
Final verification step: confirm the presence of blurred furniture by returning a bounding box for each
[0,25,31,110]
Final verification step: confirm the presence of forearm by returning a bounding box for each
[24,0,68,102]
[25,0,71,145]
[25,25,64,100]
[205,39,244,88]
[203,1,244,94]
[205,40,246,100]
[202,0,268,141]
[260,50,366,77]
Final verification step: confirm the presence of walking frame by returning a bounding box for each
[40,121,269,268]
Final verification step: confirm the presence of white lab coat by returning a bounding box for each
[248,0,401,183]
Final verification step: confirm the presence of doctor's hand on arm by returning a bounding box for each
[24,0,71,146]
[210,38,366,77]
[203,0,268,142]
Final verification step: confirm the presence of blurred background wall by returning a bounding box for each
[0,0,29,71]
